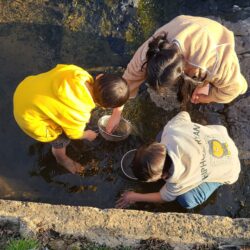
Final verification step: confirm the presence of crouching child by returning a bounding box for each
[13,64,129,174]
[116,111,240,209]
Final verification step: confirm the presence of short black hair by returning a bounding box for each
[145,33,206,108]
[93,74,129,108]
[132,142,171,182]
[145,33,183,92]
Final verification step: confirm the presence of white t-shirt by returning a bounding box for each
[160,112,241,201]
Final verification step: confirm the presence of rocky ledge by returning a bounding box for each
[0,199,250,249]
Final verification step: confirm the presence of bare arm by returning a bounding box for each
[105,106,124,133]
[115,191,164,208]
[81,129,98,141]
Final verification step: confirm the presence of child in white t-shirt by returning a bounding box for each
[116,112,240,209]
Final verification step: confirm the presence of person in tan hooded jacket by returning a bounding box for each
[106,15,248,133]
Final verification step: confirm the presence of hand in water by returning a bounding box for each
[115,191,136,208]
[66,160,84,174]
[83,130,98,141]
[105,107,123,133]
[105,116,120,134]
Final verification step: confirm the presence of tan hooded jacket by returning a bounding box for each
[159,112,240,201]
[123,15,248,103]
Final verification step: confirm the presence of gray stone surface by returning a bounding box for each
[147,87,180,111]
[0,199,249,248]
[226,96,250,160]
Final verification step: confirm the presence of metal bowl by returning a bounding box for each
[120,149,138,180]
[98,115,132,142]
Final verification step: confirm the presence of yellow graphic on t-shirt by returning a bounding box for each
[209,140,231,158]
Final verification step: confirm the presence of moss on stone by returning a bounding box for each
[99,11,112,37]
[104,0,118,11]
[137,0,157,39]
[125,23,136,43]
[123,91,169,142]
[64,7,86,32]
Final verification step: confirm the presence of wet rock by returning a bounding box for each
[223,17,250,37]
[52,173,82,187]
[239,57,250,86]
[147,87,180,112]
[1,200,250,248]
[226,96,250,160]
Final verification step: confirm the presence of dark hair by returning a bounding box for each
[144,33,205,107]
[93,74,129,108]
[132,142,172,182]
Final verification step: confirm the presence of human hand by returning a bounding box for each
[115,191,136,208]
[70,161,85,174]
[105,116,120,134]
[191,84,211,104]
[83,130,98,141]
[105,107,123,133]
[191,94,214,104]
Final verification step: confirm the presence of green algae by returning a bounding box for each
[100,11,112,37]
[123,92,171,142]
[125,23,136,43]
[137,0,158,39]
[64,8,86,32]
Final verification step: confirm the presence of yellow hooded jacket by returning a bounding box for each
[13,64,96,142]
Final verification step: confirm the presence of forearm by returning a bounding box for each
[116,191,164,208]
[132,192,164,203]
[113,105,124,115]
[110,106,123,121]
[105,106,124,133]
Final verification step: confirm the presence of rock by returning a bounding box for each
[226,96,250,160]
[232,5,242,12]
[0,199,250,248]
[223,18,250,36]
[147,87,180,111]
[48,239,67,250]
[239,57,250,86]
[221,18,250,58]
[67,241,82,250]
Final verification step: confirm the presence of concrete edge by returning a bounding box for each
[0,199,250,247]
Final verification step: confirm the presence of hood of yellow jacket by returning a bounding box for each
[52,65,96,112]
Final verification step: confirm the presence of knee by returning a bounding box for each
[177,182,222,209]
[177,195,198,209]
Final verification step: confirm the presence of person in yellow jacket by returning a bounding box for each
[13,64,129,174]
[106,15,248,133]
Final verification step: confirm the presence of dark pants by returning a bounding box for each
[50,133,70,149]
